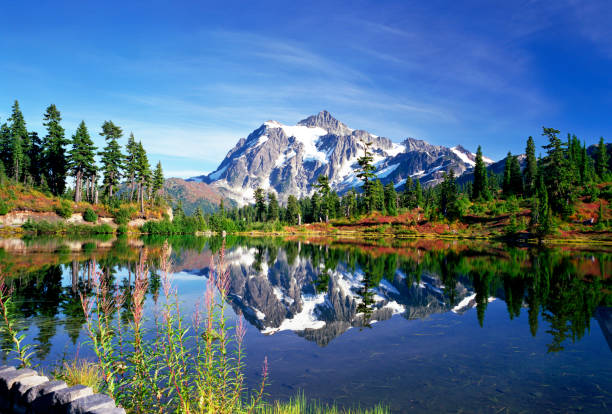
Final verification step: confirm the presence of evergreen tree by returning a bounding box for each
[384,182,398,216]
[135,141,151,213]
[124,133,139,201]
[371,180,385,213]
[580,143,594,184]
[286,195,301,225]
[254,188,266,221]
[98,121,124,198]
[68,121,97,202]
[341,189,357,218]
[472,145,489,201]
[27,131,43,185]
[524,136,538,196]
[438,170,460,220]
[414,179,423,208]
[152,161,164,197]
[42,104,68,195]
[8,100,28,181]
[509,155,523,195]
[595,137,609,179]
[267,192,279,221]
[314,175,331,222]
[502,152,512,197]
[541,127,575,216]
[0,122,11,171]
[356,140,376,213]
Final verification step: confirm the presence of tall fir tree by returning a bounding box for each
[8,100,28,181]
[314,175,331,221]
[124,133,139,201]
[438,170,460,220]
[152,161,164,197]
[502,152,512,197]
[68,121,97,202]
[523,136,538,196]
[595,137,609,179]
[42,104,68,195]
[285,195,301,225]
[384,182,398,216]
[472,145,489,201]
[98,121,124,198]
[541,127,575,216]
[356,140,376,213]
[509,155,523,195]
[0,122,11,171]
[254,188,266,221]
[135,141,151,213]
[267,192,279,221]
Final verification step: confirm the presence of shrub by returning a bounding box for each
[0,198,9,215]
[54,359,102,394]
[83,207,98,223]
[55,199,74,218]
[116,224,128,234]
[113,206,135,225]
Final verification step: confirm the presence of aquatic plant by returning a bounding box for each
[80,241,267,413]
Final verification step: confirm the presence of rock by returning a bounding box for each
[67,393,115,413]
[51,385,94,407]
[22,379,67,404]
[0,368,38,393]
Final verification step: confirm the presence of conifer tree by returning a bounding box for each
[472,145,489,201]
[341,189,357,218]
[68,121,97,202]
[27,131,43,185]
[524,136,538,196]
[0,122,11,171]
[42,104,68,195]
[438,170,460,220]
[152,161,164,197]
[580,143,593,184]
[8,100,28,181]
[254,188,266,221]
[372,180,385,213]
[541,127,574,216]
[135,141,151,214]
[267,192,279,221]
[286,195,300,225]
[124,133,139,201]
[98,121,124,198]
[596,137,609,179]
[315,175,331,222]
[384,182,398,216]
[356,140,376,213]
[509,155,523,195]
[502,152,512,197]
[414,179,423,208]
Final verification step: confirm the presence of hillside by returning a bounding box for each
[163,177,232,215]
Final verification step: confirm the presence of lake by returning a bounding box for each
[1,235,611,413]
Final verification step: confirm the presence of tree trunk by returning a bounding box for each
[139,182,144,214]
[74,170,83,203]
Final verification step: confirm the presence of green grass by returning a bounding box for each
[257,393,390,414]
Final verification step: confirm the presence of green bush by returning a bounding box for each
[114,206,135,225]
[83,208,98,223]
[0,199,9,215]
[117,224,128,234]
[55,199,74,218]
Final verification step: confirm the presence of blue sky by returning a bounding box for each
[1,0,611,178]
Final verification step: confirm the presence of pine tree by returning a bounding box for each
[524,137,538,196]
[8,100,28,181]
[0,122,11,171]
[541,127,574,216]
[315,175,331,222]
[438,170,460,220]
[98,121,124,198]
[267,192,279,221]
[135,141,151,214]
[414,179,423,208]
[472,145,489,201]
[596,137,609,179]
[124,133,139,201]
[286,195,300,225]
[27,131,43,185]
[42,104,68,195]
[341,189,357,218]
[384,182,398,216]
[254,188,266,221]
[502,152,512,197]
[152,161,164,197]
[372,180,385,213]
[356,140,376,213]
[68,121,97,202]
[509,155,523,195]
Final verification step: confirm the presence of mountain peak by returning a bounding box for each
[297,110,352,136]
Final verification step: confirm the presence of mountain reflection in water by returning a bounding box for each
[0,236,611,412]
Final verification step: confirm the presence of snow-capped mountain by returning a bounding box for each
[190,111,494,204]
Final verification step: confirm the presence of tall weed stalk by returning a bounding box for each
[80,241,267,413]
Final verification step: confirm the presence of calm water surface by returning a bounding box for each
[1,236,611,413]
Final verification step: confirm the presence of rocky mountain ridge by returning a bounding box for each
[189,111,495,205]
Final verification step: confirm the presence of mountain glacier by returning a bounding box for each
[190,111,494,204]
